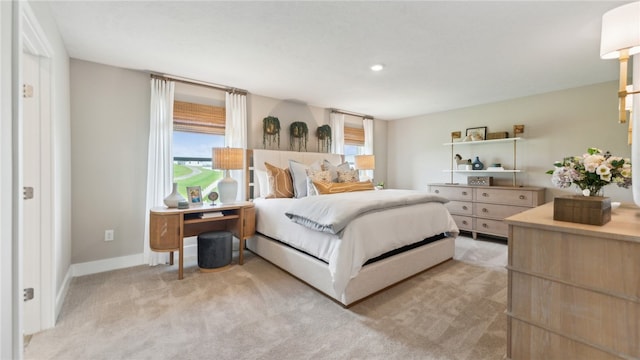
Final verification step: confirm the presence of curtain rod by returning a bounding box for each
[330,108,374,120]
[150,73,248,95]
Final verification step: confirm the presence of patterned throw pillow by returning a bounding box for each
[322,160,351,182]
[337,169,359,183]
[264,162,294,198]
[305,169,332,196]
[313,180,374,195]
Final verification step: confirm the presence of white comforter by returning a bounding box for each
[254,191,459,295]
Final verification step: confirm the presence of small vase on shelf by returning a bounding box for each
[163,182,186,208]
[472,156,484,170]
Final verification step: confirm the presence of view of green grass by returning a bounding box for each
[174,164,223,199]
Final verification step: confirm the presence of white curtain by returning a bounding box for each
[363,118,374,180]
[144,78,175,266]
[225,92,247,201]
[330,112,345,154]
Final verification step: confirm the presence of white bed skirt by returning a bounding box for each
[246,234,455,307]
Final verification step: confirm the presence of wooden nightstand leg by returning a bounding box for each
[239,238,245,265]
[169,251,174,265]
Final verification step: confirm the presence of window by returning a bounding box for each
[343,125,364,166]
[172,100,225,200]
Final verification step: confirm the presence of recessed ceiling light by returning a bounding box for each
[370,64,384,72]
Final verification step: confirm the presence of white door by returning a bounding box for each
[22,52,41,335]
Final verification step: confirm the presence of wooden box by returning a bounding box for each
[487,131,508,140]
[553,195,611,225]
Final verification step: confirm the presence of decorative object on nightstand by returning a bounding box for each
[289,121,308,151]
[547,147,631,225]
[355,154,375,182]
[212,147,244,204]
[472,156,484,170]
[207,191,219,205]
[262,116,280,149]
[163,182,186,208]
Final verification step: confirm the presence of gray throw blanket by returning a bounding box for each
[285,189,449,235]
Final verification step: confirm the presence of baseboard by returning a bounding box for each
[55,267,73,321]
[69,237,238,277]
[71,253,145,277]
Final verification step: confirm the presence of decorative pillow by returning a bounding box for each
[264,162,294,198]
[313,180,374,195]
[337,169,360,183]
[255,169,269,197]
[322,160,351,182]
[305,169,333,196]
[289,160,322,198]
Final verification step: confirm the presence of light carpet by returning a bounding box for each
[25,236,507,360]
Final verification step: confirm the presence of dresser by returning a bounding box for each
[505,202,640,359]
[428,184,545,239]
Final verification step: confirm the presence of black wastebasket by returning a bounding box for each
[197,231,232,270]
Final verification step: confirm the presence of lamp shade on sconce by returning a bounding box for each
[212,147,244,204]
[354,155,375,170]
[600,1,640,59]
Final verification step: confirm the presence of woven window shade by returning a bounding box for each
[344,126,364,145]
[173,100,225,135]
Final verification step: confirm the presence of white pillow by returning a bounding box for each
[255,169,269,198]
[289,160,322,198]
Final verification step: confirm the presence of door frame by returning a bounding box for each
[21,1,55,335]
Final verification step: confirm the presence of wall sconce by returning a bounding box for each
[600,1,640,124]
[212,147,244,204]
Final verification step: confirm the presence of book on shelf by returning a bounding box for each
[199,211,223,219]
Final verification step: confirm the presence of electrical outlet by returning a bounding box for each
[104,229,114,241]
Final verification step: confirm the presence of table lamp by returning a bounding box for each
[212,147,244,204]
[354,154,375,182]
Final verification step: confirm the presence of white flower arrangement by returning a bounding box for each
[547,147,631,196]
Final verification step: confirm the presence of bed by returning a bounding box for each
[245,149,459,307]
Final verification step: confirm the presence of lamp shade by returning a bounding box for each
[600,1,640,59]
[211,147,244,170]
[354,155,375,170]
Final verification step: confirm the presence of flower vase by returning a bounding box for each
[472,156,484,170]
[163,182,186,208]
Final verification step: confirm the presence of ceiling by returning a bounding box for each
[46,1,630,120]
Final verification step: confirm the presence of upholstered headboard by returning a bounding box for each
[246,149,343,199]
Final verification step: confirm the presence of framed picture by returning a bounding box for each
[186,186,203,205]
[466,126,487,141]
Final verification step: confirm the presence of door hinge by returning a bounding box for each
[23,186,34,200]
[24,288,34,302]
[23,84,33,98]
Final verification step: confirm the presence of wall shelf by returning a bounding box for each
[445,137,523,186]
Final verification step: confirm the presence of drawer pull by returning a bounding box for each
[482,223,488,228]
[434,190,439,194]
[462,220,468,225]
[462,206,468,210]
[482,192,489,197]
[519,195,526,200]
[462,191,468,196]
[482,208,488,213]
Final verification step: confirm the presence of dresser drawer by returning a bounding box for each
[451,215,473,231]
[473,203,530,220]
[474,188,536,207]
[430,185,473,201]
[474,218,508,237]
[445,201,473,216]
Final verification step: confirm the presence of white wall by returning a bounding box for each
[0,2,16,357]
[70,59,149,263]
[387,81,634,204]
